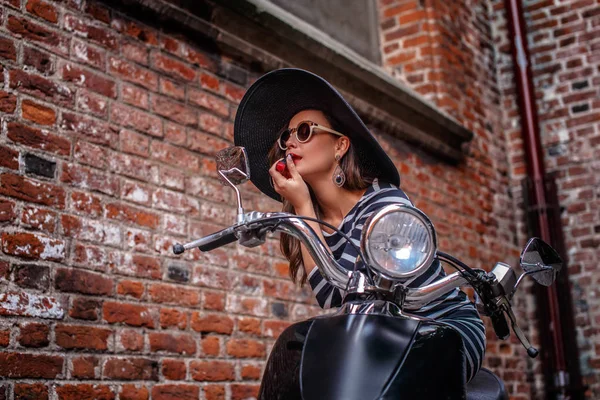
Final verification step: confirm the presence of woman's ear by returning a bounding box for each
[336,136,351,157]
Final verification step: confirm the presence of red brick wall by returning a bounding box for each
[0,1,313,398]
[381,0,599,398]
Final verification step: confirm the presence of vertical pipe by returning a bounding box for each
[503,0,571,397]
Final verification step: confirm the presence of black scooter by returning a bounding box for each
[173,146,563,400]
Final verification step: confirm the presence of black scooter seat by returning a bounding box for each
[466,368,509,400]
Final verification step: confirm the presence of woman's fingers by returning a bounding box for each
[286,154,300,178]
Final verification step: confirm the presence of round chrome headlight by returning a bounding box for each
[360,204,437,279]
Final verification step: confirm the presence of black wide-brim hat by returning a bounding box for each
[233,68,400,202]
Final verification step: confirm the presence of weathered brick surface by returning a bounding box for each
[0,0,594,398]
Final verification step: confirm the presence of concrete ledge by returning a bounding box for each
[99,0,474,162]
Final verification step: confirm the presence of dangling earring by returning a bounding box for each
[333,154,345,187]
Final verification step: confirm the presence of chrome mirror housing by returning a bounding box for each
[215,146,250,223]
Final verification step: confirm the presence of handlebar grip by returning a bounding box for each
[490,311,510,340]
[197,227,238,252]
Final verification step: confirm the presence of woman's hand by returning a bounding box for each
[269,154,311,210]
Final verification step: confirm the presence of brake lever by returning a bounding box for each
[499,298,539,358]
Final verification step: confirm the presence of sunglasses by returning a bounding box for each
[277,121,345,150]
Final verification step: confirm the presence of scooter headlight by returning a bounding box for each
[361,204,436,279]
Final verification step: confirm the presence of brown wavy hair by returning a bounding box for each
[267,111,374,286]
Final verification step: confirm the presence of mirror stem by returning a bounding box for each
[218,170,245,223]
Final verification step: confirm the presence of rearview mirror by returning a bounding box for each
[519,238,563,287]
[216,146,250,187]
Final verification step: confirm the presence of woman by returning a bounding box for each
[233,68,485,382]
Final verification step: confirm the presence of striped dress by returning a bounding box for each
[307,179,486,382]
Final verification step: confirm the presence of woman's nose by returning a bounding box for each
[285,133,298,148]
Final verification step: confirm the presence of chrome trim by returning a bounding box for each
[243,212,350,290]
[360,204,437,280]
[403,271,469,310]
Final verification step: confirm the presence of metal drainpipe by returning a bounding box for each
[503,0,574,398]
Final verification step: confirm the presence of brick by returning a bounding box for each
[62,215,120,247]
[13,264,50,290]
[264,320,291,338]
[163,122,186,145]
[188,88,229,117]
[190,361,235,382]
[149,332,196,355]
[65,14,118,49]
[0,352,63,378]
[108,153,158,184]
[199,73,220,91]
[201,336,220,357]
[0,37,17,60]
[77,89,109,117]
[166,261,189,282]
[162,359,186,380]
[124,228,153,251]
[26,0,58,23]
[0,91,17,113]
[111,103,162,137]
[121,41,149,64]
[7,122,71,156]
[119,329,144,351]
[121,84,149,109]
[223,82,244,103]
[61,112,119,145]
[188,129,229,156]
[159,166,186,190]
[150,141,200,171]
[108,56,158,90]
[0,330,10,347]
[0,144,18,170]
[0,291,64,319]
[61,163,120,196]
[204,385,225,400]
[152,52,196,81]
[24,46,54,74]
[56,384,115,400]
[152,385,199,400]
[55,268,113,295]
[72,39,106,69]
[7,15,68,55]
[69,297,100,320]
[226,295,268,317]
[113,254,162,280]
[190,313,233,334]
[105,203,160,229]
[160,78,185,100]
[70,191,103,217]
[231,384,260,400]
[14,383,49,400]
[153,188,198,214]
[1,173,66,208]
[203,291,225,311]
[180,45,215,70]
[74,141,108,168]
[238,317,261,336]
[103,358,158,380]
[160,308,187,329]
[18,322,50,347]
[23,153,56,178]
[72,356,98,379]
[85,2,111,23]
[151,96,197,127]
[199,113,226,136]
[113,18,158,45]
[55,324,112,350]
[61,63,117,98]
[121,129,150,157]
[120,385,149,400]
[2,231,65,261]
[241,364,262,380]
[22,99,56,125]
[148,284,200,307]
[103,301,155,328]
[117,280,144,299]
